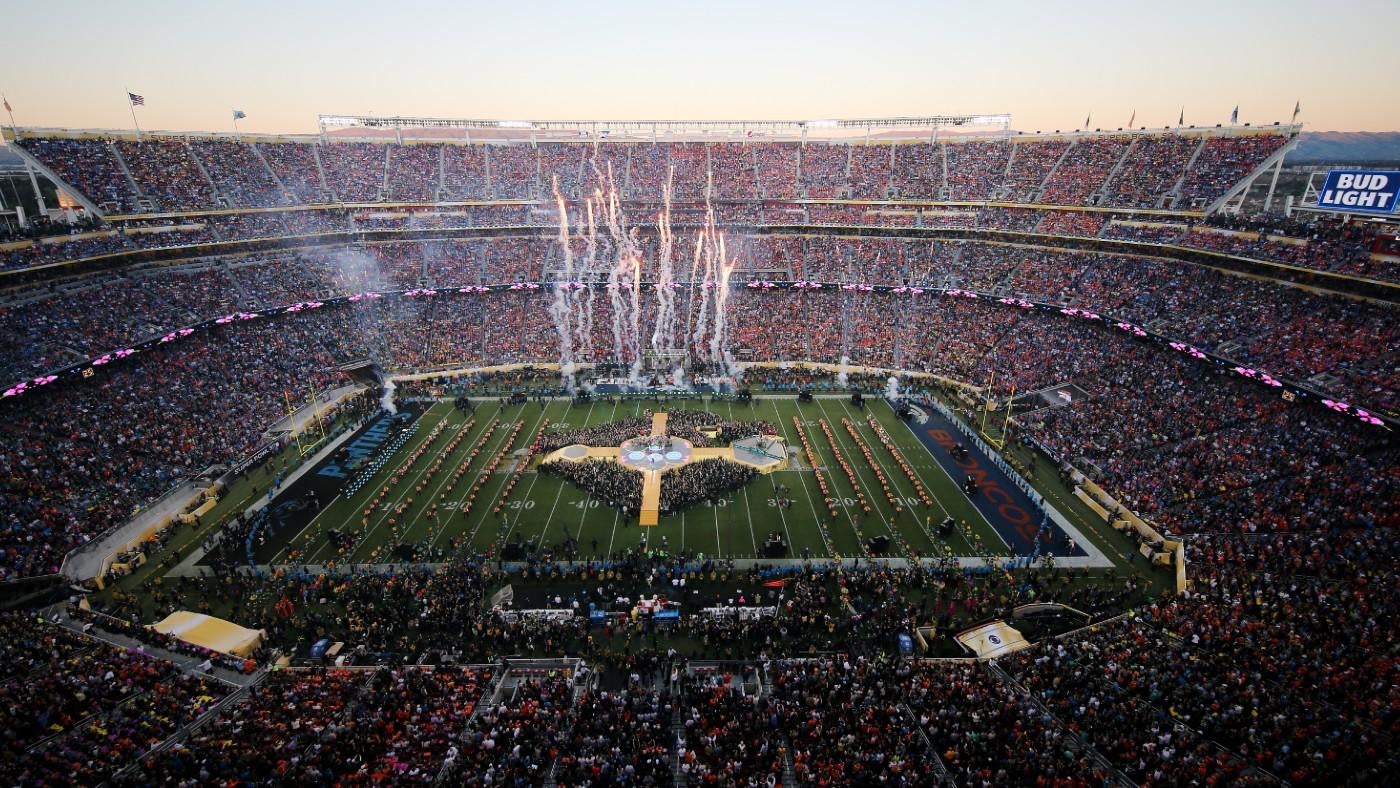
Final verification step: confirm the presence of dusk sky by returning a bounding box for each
[3,0,1397,134]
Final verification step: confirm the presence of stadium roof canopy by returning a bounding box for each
[317,113,1014,141]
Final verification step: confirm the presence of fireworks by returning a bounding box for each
[552,155,737,389]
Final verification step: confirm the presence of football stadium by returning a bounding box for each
[1,4,1397,786]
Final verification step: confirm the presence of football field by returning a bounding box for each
[251,395,1091,567]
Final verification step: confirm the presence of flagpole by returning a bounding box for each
[2,95,16,135]
[126,89,143,139]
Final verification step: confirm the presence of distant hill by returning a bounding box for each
[1288,132,1400,165]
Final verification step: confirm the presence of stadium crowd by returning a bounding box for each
[0,499,1390,785]
[9,79,1400,788]
[3,251,1394,582]
[13,131,1293,221]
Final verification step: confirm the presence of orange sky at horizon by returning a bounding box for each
[2,0,1397,136]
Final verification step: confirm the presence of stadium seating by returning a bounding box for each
[16,130,1294,214]
[2,131,1395,788]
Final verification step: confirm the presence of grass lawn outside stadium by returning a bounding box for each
[203,394,1128,574]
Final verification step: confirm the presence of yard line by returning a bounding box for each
[769,398,835,557]
[578,396,622,559]
[605,507,623,558]
[527,399,593,552]
[270,493,339,565]
[531,476,569,552]
[604,397,641,558]
[764,474,795,554]
[806,400,884,555]
[492,403,556,548]
[303,404,453,565]
[725,400,760,556]
[279,403,450,564]
[816,397,895,533]
[342,410,466,563]
[837,399,954,551]
[460,405,539,549]
[879,398,1011,553]
[713,499,724,556]
[833,399,951,557]
[568,397,607,543]
[441,406,525,550]
[855,402,954,528]
[421,411,506,549]
[399,414,494,546]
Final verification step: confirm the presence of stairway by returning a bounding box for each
[1095,137,1138,204]
[671,675,688,787]
[1166,137,1207,209]
[184,140,226,206]
[107,140,152,210]
[983,661,1133,786]
[483,145,495,199]
[311,144,332,202]
[379,144,391,201]
[795,143,804,196]
[250,142,293,205]
[997,141,1019,200]
[748,142,762,199]
[1033,141,1077,202]
[939,140,950,198]
[436,144,447,202]
[899,702,954,785]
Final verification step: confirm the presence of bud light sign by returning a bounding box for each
[1316,170,1400,214]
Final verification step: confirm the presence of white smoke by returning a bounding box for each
[836,355,851,387]
[328,248,385,293]
[549,177,578,392]
[885,375,901,401]
[380,377,397,414]
[652,168,677,356]
[726,358,744,384]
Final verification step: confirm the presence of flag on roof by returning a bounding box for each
[2,97,11,113]
[128,92,145,106]
[1292,100,1301,122]
[1230,105,1239,124]
[232,109,247,120]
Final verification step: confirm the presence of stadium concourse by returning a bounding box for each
[0,120,1395,786]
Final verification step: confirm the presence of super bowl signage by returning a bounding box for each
[1316,170,1400,214]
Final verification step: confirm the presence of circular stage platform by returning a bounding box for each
[618,436,694,471]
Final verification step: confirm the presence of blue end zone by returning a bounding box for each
[901,406,1085,557]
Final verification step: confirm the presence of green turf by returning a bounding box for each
[248,396,1093,566]
[95,394,1177,622]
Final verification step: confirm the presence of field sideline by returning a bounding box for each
[252,395,1106,567]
